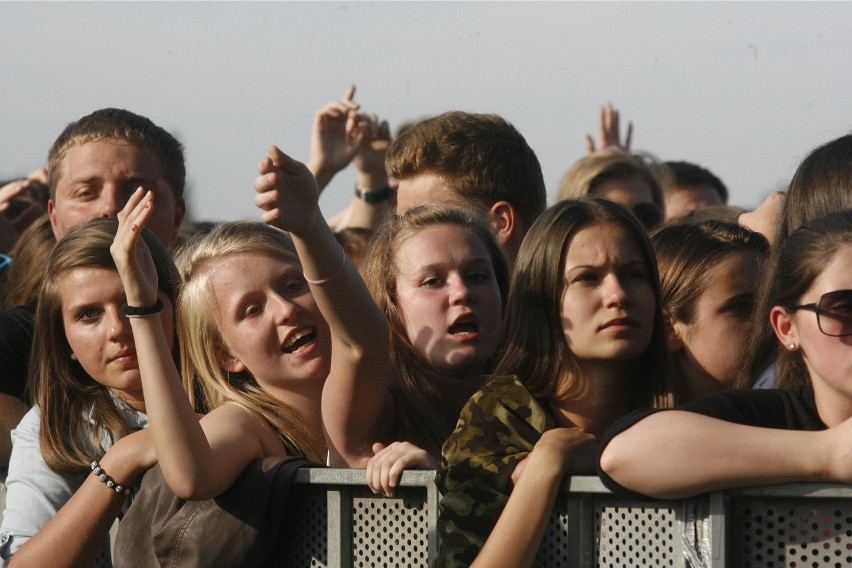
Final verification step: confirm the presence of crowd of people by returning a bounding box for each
[0,90,850,567]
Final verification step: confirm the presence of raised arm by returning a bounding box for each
[110,189,269,499]
[307,85,366,192]
[254,146,391,467]
[598,410,852,499]
[334,113,395,231]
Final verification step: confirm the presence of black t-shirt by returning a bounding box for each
[597,386,825,499]
[0,301,36,402]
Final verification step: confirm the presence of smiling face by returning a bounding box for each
[560,222,656,367]
[394,224,503,376]
[210,253,330,402]
[48,139,185,246]
[60,267,175,412]
[672,251,761,396]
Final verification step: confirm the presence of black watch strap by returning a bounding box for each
[121,298,164,318]
[354,186,392,204]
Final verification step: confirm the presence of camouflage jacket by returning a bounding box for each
[436,375,556,567]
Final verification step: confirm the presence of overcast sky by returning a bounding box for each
[2,2,851,223]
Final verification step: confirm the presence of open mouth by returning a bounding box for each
[449,320,479,336]
[282,329,316,354]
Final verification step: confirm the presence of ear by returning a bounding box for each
[215,345,246,374]
[47,199,63,240]
[487,201,517,247]
[663,309,684,353]
[770,306,798,350]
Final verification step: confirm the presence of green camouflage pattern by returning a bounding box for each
[436,375,555,567]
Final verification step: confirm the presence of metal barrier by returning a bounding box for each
[3,471,852,567]
[280,472,852,568]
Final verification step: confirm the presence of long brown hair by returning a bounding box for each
[33,218,179,474]
[740,210,852,389]
[362,205,509,456]
[494,198,677,410]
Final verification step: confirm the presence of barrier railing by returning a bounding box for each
[3,470,852,567]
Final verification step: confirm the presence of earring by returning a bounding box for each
[788,342,797,351]
[70,352,77,361]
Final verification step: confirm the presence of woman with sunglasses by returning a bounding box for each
[599,209,852,499]
[557,147,664,231]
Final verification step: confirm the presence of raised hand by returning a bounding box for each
[110,187,159,307]
[308,85,369,190]
[366,441,439,498]
[586,103,633,153]
[254,145,322,236]
[353,113,391,181]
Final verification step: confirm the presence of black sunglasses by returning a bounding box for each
[790,290,852,337]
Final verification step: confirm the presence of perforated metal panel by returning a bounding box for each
[279,485,330,567]
[534,499,573,567]
[594,501,680,567]
[351,486,431,567]
[730,498,852,568]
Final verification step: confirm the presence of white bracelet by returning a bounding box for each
[91,460,133,497]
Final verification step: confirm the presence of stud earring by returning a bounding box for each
[788,343,797,350]
[70,352,77,361]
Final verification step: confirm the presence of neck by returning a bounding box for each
[549,360,632,438]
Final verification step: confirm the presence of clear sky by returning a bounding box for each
[2,1,851,223]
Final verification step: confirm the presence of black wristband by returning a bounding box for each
[121,298,164,318]
[354,185,392,204]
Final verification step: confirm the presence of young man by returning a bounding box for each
[662,160,728,222]
[0,109,187,459]
[386,111,546,266]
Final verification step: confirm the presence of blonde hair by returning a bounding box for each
[362,205,509,456]
[33,218,179,474]
[177,221,323,462]
[558,148,665,208]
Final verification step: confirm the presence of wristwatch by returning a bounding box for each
[354,185,393,204]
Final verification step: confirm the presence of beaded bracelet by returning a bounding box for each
[90,460,133,497]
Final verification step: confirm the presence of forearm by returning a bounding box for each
[10,442,144,568]
[130,320,213,496]
[471,462,563,568]
[291,208,392,461]
[599,411,828,499]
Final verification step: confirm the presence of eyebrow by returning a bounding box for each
[407,257,493,274]
[567,259,646,273]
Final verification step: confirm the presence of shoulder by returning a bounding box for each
[679,385,824,430]
[442,375,551,469]
[11,406,41,442]
[201,402,284,457]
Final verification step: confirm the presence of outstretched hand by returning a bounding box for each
[254,145,322,235]
[586,103,633,153]
[308,85,369,189]
[366,441,439,498]
[110,188,159,307]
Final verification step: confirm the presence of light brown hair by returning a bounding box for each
[33,218,179,474]
[362,204,510,456]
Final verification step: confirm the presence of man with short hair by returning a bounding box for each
[662,160,728,222]
[0,109,187,454]
[386,111,546,265]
